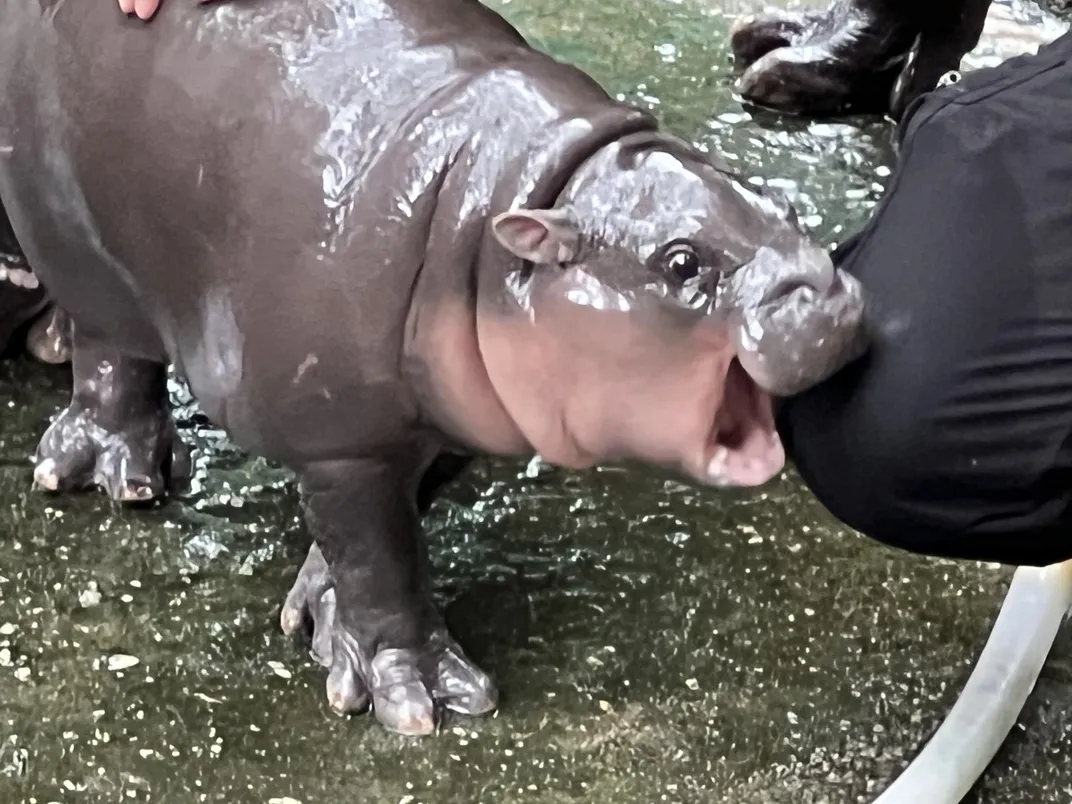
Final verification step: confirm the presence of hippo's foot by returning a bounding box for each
[35,404,187,502]
[280,544,498,735]
[729,2,919,117]
[33,338,188,502]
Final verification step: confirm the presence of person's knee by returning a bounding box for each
[778,364,1072,566]
[778,368,932,552]
[790,439,963,563]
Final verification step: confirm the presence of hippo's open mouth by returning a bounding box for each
[703,357,785,487]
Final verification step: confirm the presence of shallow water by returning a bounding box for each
[3,1,1072,803]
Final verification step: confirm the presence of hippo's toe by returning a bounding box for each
[729,3,918,117]
[34,398,189,503]
[729,10,826,67]
[281,544,498,735]
[33,337,187,502]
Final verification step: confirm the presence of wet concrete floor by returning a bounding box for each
[2,1,1072,802]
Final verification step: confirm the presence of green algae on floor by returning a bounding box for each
[3,1,1072,803]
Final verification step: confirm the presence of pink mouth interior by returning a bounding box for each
[705,358,785,487]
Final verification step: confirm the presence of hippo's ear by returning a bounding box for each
[491,207,579,264]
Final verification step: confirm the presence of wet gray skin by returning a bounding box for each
[0,0,875,740]
[1,0,1071,803]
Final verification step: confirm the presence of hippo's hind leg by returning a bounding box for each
[0,206,59,361]
[0,198,72,365]
[34,328,189,502]
[281,453,497,735]
[0,279,48,360]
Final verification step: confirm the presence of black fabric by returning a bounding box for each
[778,30,1072,566]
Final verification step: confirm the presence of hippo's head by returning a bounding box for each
[478,130,868,489]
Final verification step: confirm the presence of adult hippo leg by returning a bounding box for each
[34,329,189,502]
[283,455,495,735]
[730,0,992,118]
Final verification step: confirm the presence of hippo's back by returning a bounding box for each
[0,0,613,347]
[0,0,620,453]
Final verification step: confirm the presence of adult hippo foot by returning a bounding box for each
[34,336,189,502]
[730,0,993,119]
[280,544,498,735]
[730,2,919,117]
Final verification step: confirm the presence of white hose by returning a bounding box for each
[873,559,1072,803]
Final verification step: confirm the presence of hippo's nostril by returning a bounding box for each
[729,245,835,309]
[759,278,814,307]
[759,261,844,307]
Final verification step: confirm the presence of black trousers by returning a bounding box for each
[777,29,1072,566]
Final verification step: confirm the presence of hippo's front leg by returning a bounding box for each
[282,456,497,735]
[34,331,189,502]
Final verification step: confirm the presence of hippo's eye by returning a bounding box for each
[665,244,700,282]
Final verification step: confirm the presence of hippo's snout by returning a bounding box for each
[729,246,869,397]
